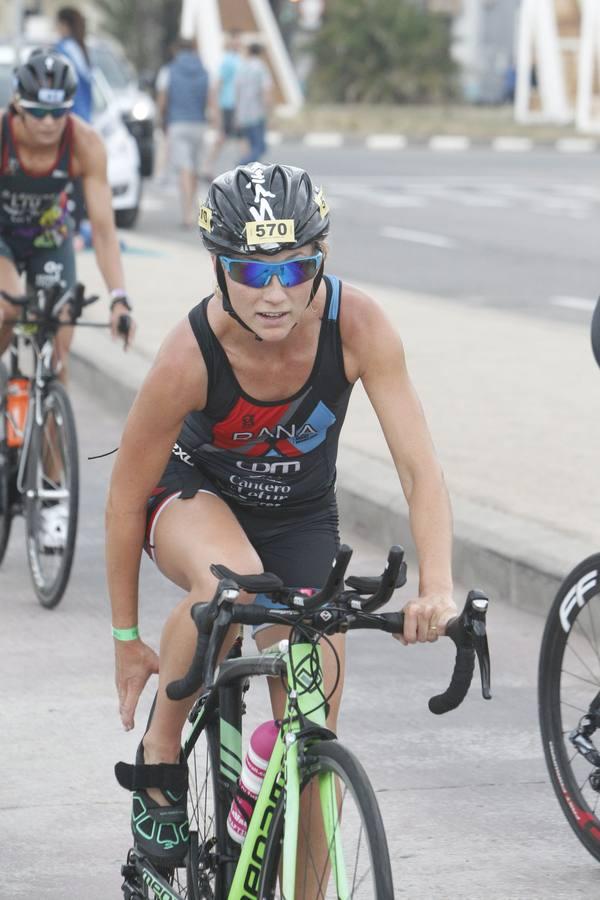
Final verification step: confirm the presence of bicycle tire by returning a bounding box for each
[539,553,600,862]
[258,739,394,899]
[24,380,79,608]
[185,712,224,899]
[0,362,12,564]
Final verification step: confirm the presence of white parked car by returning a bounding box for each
[0,43,142,229]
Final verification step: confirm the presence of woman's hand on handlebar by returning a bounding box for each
[394,592,457,646]
[114,638,159,731]
[109,299,136,348]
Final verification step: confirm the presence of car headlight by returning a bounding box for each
[130,99,153,121]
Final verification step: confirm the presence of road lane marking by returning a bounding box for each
[556,138,597,153]
[380,226,456,249]
[366,134,407,150]
[492,137,534,152]
[304,132,344,148]
[551,296,595,312]
[429,135,470,151]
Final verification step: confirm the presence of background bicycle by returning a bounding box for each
[0,281,125,608]
[539,553,600,863]
[117,544,491,900]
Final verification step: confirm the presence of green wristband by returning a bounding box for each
[112,625,139,641]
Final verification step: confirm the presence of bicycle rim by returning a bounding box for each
[25,381,79,608]
[259,740,394,899]
[0,363,12,564]
[539,554,600,862]
[185,712,221,899]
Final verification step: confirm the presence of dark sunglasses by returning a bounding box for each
[22,105,70,120]
[219,252,323,289]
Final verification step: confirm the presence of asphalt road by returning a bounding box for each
[137,144,600,326]
[2,379,600,898]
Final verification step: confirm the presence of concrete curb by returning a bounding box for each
[266,131,599,154]
[72,346,575,617]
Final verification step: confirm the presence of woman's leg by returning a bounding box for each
[142,491,262,788]
[0,253,22,354]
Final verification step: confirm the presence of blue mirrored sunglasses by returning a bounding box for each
[220,252,323,289]
[22,105,70,119]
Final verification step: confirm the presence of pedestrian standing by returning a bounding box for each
[55,7,93,122]
[55,6,93,244]
[156,39,209,229]
[202,32,243,179]
[236,43,273,166]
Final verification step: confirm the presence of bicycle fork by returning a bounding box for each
[569,692,600,791]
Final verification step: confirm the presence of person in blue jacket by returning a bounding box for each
[55,6,93,239]
[156,39,209,229]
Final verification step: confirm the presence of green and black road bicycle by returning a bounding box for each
[119,544,492,899]
[539,554,600,862]
[0,282,128,608]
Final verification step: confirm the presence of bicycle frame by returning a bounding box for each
[130,638,340,900]
[10,323,62,500]
[6,286,72,500]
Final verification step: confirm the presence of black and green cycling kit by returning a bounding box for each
[144,275,352,622]
[0,109,75,289]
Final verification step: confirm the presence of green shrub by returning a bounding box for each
[307,0,458,104]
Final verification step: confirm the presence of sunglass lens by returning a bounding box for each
[27,107,68,119]
[278,258,318,288]
[229,261,271,288]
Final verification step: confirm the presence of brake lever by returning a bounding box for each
[445,589,491,701]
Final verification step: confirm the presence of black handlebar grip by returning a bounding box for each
[166,632,210,701]
[428,645,475,715]
[117,314,132,336]
[379,612,405,634]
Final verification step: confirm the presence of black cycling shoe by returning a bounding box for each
[115,743,189,865]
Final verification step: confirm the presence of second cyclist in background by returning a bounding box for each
[0,50,134,550]
[0,49,134,358]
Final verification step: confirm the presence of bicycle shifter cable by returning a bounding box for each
[88,446,119,460]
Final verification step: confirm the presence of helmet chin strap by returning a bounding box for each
[215,256,326,341]
[216,257,262,341]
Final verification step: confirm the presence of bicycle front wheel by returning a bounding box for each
[539,554,600,862]
[185,710,223,900]
[24,380,79,608]
[259,740,394,899]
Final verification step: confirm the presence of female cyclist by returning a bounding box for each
[107,162,456,868]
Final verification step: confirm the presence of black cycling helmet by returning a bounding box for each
[13,49,77,108]
[199,162,330,338]
[200,162,330,256]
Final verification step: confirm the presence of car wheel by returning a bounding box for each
[115,181,142,229]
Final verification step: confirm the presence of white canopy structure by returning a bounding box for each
[180,0,303,112]
[515,0,571,124]
[577,0,600,131]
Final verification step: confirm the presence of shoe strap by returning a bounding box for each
[114,760,188,794]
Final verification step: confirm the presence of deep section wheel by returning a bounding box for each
[539,554,600,862]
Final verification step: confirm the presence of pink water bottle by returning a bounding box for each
[227,719,279,844]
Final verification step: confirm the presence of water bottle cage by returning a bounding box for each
[230,782,257,826]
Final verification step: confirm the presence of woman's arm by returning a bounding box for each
[107,320,207,727]
[345,288,456,644]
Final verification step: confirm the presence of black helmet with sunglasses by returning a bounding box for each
[199,162,330,338]
[13,49,77,110]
